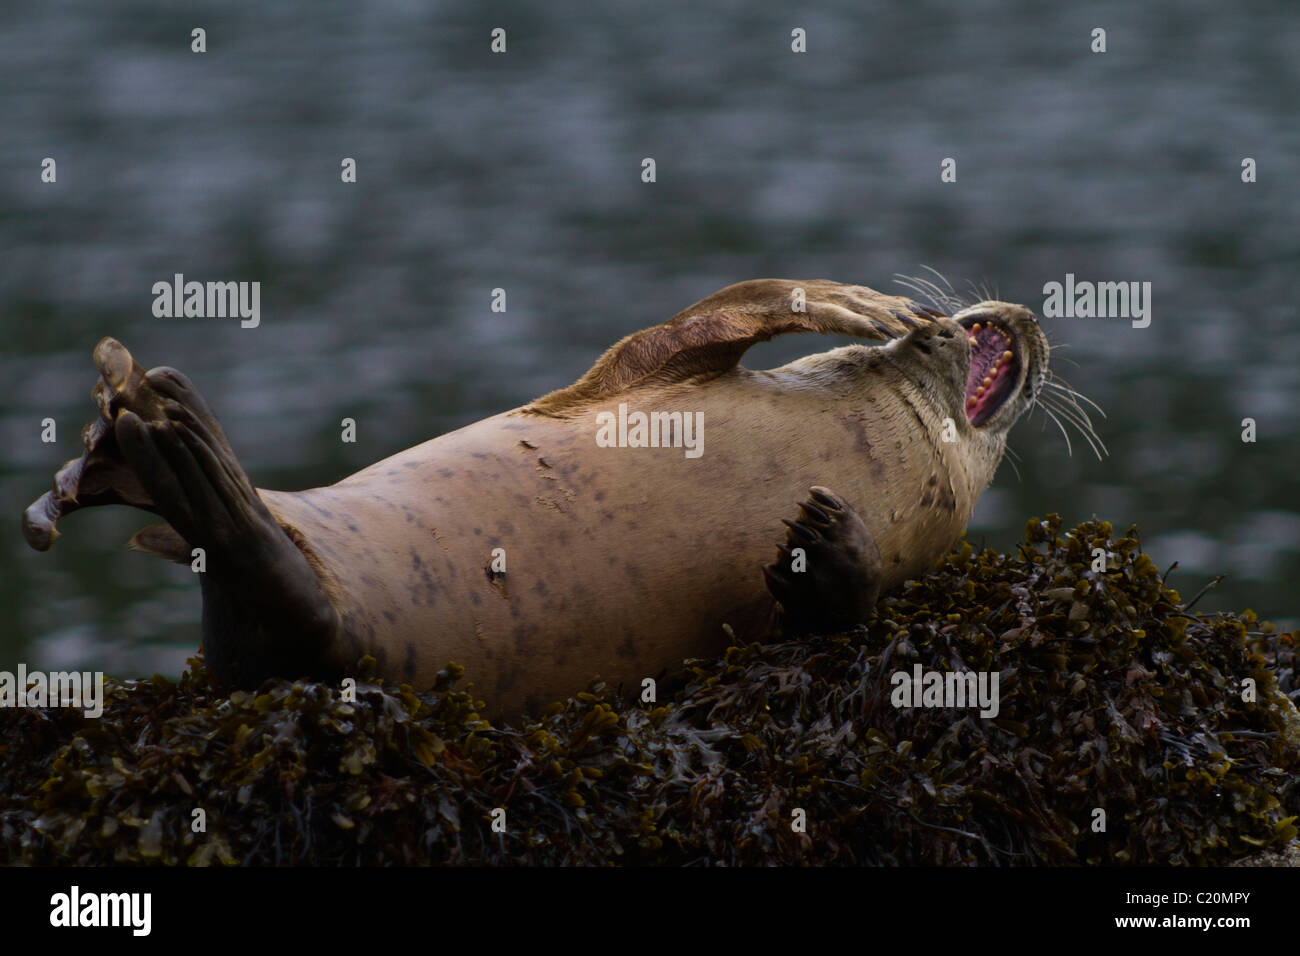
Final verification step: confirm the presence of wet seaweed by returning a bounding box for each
[2,516,1296,866]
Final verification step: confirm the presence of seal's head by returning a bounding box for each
[884,270,1105,462]
[881,301,1048,435]
[952,300,1050,431]
[870,297,1059,499]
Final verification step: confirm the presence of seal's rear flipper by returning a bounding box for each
[763,486,882,636]
[23,419,158,552]
[23,337,340,686]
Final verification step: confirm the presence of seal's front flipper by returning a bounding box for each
[762,486,882,635]
[527,279,944,416]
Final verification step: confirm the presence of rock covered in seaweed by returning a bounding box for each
[1,516,1296,865]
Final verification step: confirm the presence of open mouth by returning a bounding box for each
[961,317,1019,427]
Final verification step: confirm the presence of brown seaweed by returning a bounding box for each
[2,516,1296,866]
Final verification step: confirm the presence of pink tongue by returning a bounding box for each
[964,325,1014,423]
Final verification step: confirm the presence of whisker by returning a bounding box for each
[1044,404,1100,452]
[1002,445,1023,481]
[892,275,938,307]
[1042,390,1108,444]
[1045,377,1107,418]
[898,273,946,301]
[1038,402,1075,457]
[1042,382,1093,419]
[1039,396,1107,459]
[966,277,998,303]
[920,264,958,297]
[895,273,958,311]
[892,273,962,315]
[891,278,930,304]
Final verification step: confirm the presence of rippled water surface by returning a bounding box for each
[2,1,1297,676]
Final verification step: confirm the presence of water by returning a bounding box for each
[2,0,1297,677]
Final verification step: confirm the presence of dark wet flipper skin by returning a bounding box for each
[107,348,341,684]
[25,337,340,687]
[762,486,883,635]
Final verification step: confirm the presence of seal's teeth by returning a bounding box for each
[967,396,977,408]
[971,323,982,333]
[968,337,977,346]
[1002,350,1013,362]
[981,375,992,387]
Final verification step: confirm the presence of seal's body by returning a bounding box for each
[25,279,1052,715]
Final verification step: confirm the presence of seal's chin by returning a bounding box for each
[960,316,1019,427]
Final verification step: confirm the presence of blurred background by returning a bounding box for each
[2,0,1297,677]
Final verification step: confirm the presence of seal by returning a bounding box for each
[23,278,1074,716]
